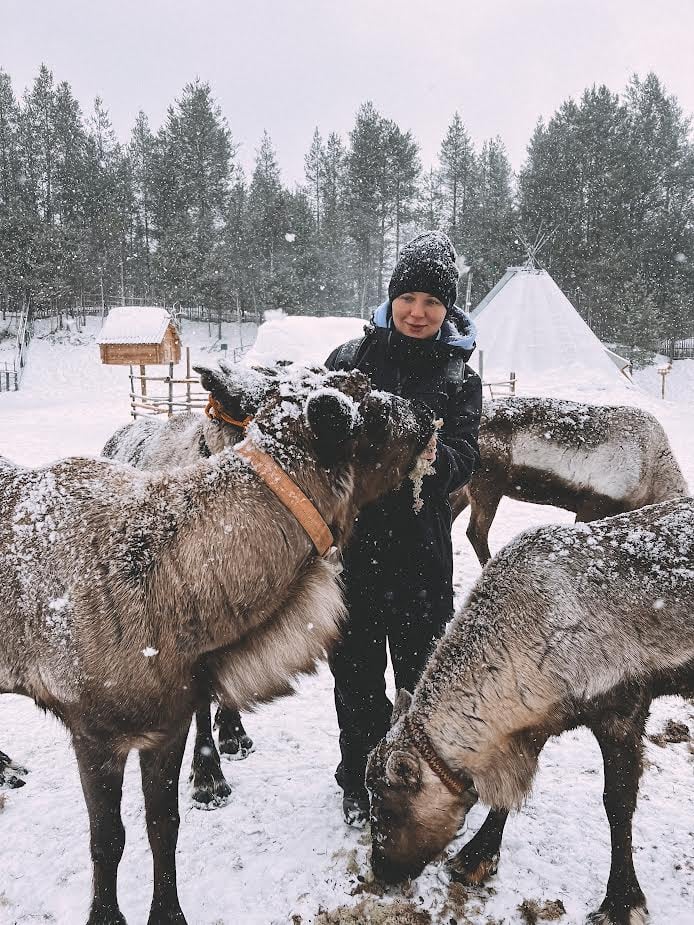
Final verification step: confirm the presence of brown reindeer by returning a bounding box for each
[102,360,290,806]
[0,369,435,925]
[367,497,694,925]
[449,397,688,564]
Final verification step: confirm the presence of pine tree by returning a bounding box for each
[344,104,419,311]
[304,127,323,234]
[317,132,352,313]
[151,80,234,305]
[438,112,476,251]
[344,102,387,313]
[0,70,27,310]
[466,137,517,303]
[386,123,420,258]
[245,131,288,311]
[624,74,694,343]
[128,112,156,298]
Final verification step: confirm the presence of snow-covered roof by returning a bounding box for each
[97,306,175,345]
[243,310,365,368]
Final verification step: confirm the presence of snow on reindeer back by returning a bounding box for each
[243,310,365,369]
[513,497,694,590]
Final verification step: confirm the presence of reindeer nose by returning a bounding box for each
[371,849,416,884]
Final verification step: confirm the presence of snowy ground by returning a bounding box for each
[1,317,692,925]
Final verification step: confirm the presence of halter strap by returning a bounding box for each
[205,395,252,429]
[404,714,472,798]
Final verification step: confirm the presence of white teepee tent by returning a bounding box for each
[471,265,628,391]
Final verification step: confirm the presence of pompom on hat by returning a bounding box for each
[388,231,460,311]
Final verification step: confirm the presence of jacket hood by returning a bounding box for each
[370,301,477,357]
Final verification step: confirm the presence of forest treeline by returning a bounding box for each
[1,65,693,353]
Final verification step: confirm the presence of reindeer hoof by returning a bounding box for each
[586,900,648,925]
[0,752,28,789]
[447,850,499,886]
[190,773,232,809]
[147,903,188,925]
[219,733,255,760]
[87,904,127,925]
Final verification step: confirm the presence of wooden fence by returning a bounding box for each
[128,344,251,419]
[476,350,517,399]
[660,337,694,360]
[0,303,34,392]
[0,362,18,392]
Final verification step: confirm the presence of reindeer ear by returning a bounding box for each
[304,388,359,463]
[195,364,273,422]
[385,749,421,791]
[391,689,413,726]
[194,365,228,397]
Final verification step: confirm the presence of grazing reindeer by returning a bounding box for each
[0,369,435,925]
[449,397,688,564]
[102,360,285,806]
[367,497,694,925]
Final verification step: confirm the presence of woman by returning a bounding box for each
[325,231,482,825]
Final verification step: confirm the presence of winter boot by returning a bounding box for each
[342,787,370,827]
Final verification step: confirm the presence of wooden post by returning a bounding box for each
[510,371,516,394]
[658,364,671,399]
[139,364,147,402]
[99,269,105,319]
[129,365,136,418]
[186,347,191,412]
[168,362,174,417]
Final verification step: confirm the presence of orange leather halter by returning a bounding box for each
[205,395,252,429]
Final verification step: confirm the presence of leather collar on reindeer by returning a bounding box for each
[233,438,334,557]
[205,394,253,430]
[404,714,475,799]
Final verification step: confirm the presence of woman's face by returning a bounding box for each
[391,292,447,339]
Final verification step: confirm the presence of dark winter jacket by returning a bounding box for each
[325,301,482,618]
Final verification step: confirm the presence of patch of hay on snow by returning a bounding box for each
[314,896,431,925]
[518,898,567,923]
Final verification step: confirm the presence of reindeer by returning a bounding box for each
[367,496,694,925]
[449,397,688,564]
[101,360,284,806]
[0,369,435,925]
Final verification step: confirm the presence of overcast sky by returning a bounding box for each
[3,0,694,186]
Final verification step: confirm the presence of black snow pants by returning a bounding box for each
[329,580,448,797]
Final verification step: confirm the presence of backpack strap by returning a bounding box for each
[445,355,479,397]
[332,337,367,371]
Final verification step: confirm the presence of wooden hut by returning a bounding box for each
[97,306,181,365]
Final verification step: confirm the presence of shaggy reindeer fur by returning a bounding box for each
[102,360,290,804]
[367,497,694,925]
[0,369,434,925]
[449,397,688,563]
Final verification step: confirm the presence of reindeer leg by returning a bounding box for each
[586,706,649,925]
[447,808,509,884]
[140,729,189,925]
[72,734,127,925]
[449,484,470,523]
[189,702,232,807]
[215,705,255,759]
[466,487,502,566]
